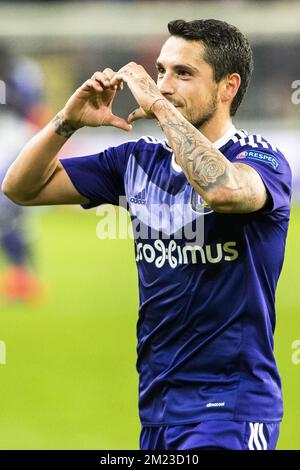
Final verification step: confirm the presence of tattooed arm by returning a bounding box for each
[2,69,130,206]
[1,111,88,205]
[151,99,267,213]
[112,62,267,214]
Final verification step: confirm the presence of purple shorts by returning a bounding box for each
[140,420,280,450]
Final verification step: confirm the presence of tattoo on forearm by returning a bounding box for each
[52,113,78,138]
[155,101,229,192]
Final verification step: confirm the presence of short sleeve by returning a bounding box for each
[60,142,131,209]
[230,146,292,219]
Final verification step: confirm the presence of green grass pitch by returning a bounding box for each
[0,205,299,449]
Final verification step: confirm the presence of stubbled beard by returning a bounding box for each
[188,93,218,130]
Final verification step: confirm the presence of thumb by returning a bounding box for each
[128,107,148,123]
[109,114,133,132]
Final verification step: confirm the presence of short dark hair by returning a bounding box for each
[167,19,253,116]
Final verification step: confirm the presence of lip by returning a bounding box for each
[166,101,182,108]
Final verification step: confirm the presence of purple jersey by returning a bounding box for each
[60,126,291,426]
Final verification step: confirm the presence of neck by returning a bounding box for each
[198,111,233,144]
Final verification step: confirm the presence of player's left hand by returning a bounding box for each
[110,62,166,123]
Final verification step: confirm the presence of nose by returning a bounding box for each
[157,72,176,96]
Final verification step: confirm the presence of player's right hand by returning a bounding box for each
[61,69,132,131]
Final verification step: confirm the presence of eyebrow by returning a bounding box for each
[155,61,198,73]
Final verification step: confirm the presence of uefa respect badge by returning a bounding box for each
[235,150,280,171]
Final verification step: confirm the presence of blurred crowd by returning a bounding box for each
[0,44,50,302]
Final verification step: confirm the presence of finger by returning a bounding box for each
[110,72,129,87]
[110,75,121,87]
[82,79,103,93]
[111,79,124,91]
[91,71,111,88]
[110,114,133,132]
[128,107,148,123]
[102,68,115,80]
[102,68,121,90]
[110,77,124,91]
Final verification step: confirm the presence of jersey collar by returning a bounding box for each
[212,124,237,149]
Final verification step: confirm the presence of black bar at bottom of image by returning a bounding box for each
[0,450,299,466]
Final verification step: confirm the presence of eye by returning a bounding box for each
[157,67,165,76]
[178,69,191,77]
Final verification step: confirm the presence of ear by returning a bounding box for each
[220,73,241,104]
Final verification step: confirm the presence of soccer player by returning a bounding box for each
[2,20,291,450]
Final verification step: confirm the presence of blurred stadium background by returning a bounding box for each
[0,0,299,450]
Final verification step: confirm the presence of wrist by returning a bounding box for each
[150,98,171,116]
[52,111,83,138]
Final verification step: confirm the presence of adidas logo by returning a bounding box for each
[129,189,146,205]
